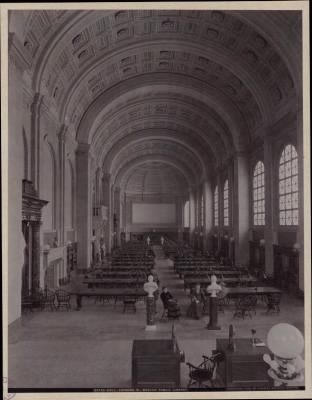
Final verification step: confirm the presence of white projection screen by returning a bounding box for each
[132,203,176,224]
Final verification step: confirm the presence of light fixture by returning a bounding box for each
[43,244,50,252]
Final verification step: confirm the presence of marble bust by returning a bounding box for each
[144,275,158,297]
[207,275,222,297]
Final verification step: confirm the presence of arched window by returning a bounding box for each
[253,161,265,226]
[184,200,190,228]
[279,144,298,226]
[214,186,219,226]
[223,180,229,226]
[200,194,204,227]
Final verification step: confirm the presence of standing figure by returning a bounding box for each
[187,283,204,319]
[146,236,151,246]
[101,242,106,261]
[160,236,165,246]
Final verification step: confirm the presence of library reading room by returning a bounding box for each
[4,4,310,397]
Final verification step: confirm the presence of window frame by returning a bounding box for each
[278,143,299,227]
[223,179,229,227]
[252,160,265,227]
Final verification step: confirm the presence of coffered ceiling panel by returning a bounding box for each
[13,8,302,193]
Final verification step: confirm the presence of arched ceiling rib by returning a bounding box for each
[91,95,231,168]
[15,8,302,192]
[101,132,209,179]
[115,157,192,195]
[121,162,189,196]
[111,139,202,185]
[23,10,298,121]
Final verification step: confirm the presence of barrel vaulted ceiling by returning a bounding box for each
[16,9,302,193]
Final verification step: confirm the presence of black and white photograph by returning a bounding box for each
[1,2,311,399]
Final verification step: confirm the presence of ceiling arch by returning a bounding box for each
[76,77,247,153]
[110,139,202,184]
[101,131,209,179]
[121,162,189,196]
[14,8,302,189]
[22,10,297,123]
[114,156,194,193]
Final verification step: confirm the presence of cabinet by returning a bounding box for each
[132,339,183,389]
[216,338,271,389]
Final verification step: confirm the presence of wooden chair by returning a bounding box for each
[186,352,224,388]
[55,289,71,311]
[233,295,257,319]
[41,289,56,311]
[123,295,137,313]
[266,293,281,313]
[21,291,33,312]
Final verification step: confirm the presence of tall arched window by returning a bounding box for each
[223,180,229,226]
[214,186,219,226]
[200,194,204,227]
[253,161,265,226]
[279,144,298,226]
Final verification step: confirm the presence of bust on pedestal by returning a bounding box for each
[144,275,158,331]
[206,275,222,330]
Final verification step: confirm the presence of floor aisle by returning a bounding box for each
[8,247,304,389]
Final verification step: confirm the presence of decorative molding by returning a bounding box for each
[8,33,32,73]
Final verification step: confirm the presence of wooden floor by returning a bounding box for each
[8,246,305,390]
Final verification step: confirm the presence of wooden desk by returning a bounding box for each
[71,288,147,309]
[184,277,258,290]
[132,339,183,388]
[226,286,282,298]
[216,338,272,389]
[83,278,145,288]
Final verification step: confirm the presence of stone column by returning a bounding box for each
[31,221,41,290]
[264,135,274,276]
[176,196,183,242]
[30,93,44,193]
[102,172,112,252]
[233,153,249,265]
[189,190,196,246]
[76,144,92,270]
[8,33,32,323]
[57,125,67,246]
[203,180,213,252]
[114,186,121,247]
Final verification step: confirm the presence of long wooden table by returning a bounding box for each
[97,265,152,272]
[225,286,282,298]
[83,278,145,289]
[71,288,147,309]
[184,271,241,279]
[175,265,234,277]
[90,271,147,279]
[184,276,259,290]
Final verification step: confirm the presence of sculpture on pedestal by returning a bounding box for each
[143,275,158,330]
[206,275,222,330]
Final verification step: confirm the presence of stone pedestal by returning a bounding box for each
[145,296,157,331]
[206,297,221,330]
